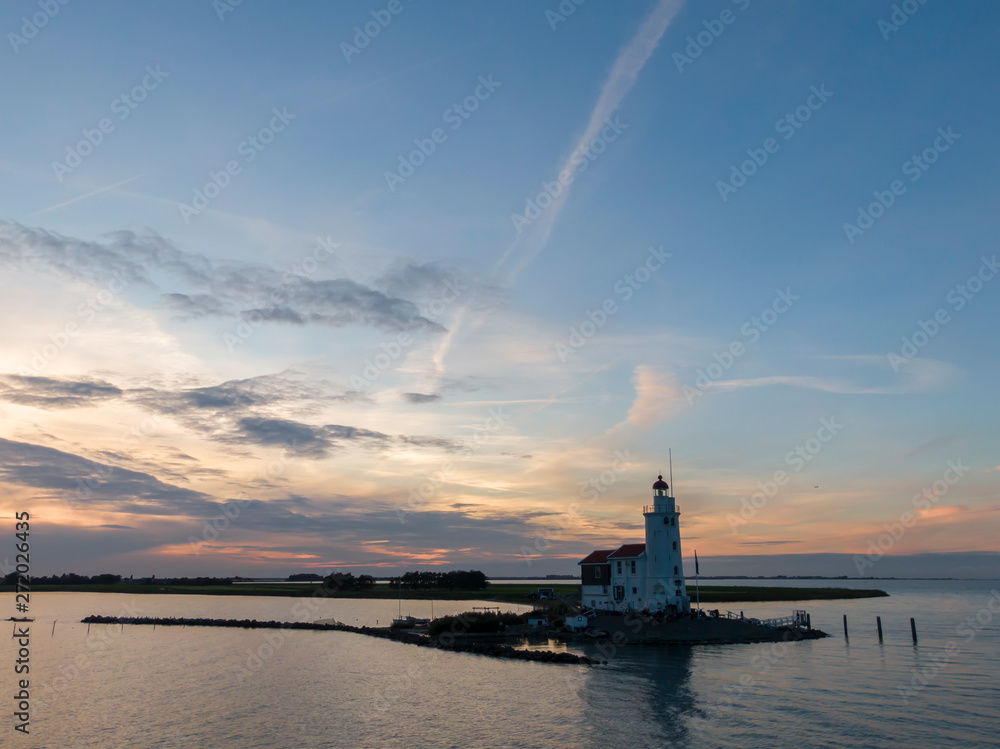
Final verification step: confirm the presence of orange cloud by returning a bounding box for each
[627,365,684,428]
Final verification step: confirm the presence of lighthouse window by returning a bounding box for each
[674,566,678,574]
[672,541,677,550]
[617,561,622,574]
[630,561,636,573]
[632,587,637,595]
[672,517,676,526]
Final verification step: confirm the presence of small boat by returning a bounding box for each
[392,615,430,627]
[6,617,34,622]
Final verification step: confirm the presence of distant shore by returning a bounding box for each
[2,581,888,604]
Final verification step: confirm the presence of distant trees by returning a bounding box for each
[322,572,376,592]
[2,572,122,586]
[287,573,324,582]
[388,570,488,591]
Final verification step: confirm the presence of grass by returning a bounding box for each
[1,581,888,604]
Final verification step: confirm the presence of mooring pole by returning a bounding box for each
[876,616,883,642]
[52,620,56,636]
[910,617,918,644]
[843,614,849,639]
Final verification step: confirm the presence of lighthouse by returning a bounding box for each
[644,475,690,613]
[578,474,691,614]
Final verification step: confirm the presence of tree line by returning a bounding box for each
[387,570,488,590]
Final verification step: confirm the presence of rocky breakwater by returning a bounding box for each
[81,615,595,665]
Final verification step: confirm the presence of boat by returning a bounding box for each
[391,581,432,627]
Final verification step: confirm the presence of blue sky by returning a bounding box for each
[1,0,998,577]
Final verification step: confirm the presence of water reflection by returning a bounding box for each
[572,643,697,745]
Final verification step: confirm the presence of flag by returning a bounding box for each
[694,550,700,576]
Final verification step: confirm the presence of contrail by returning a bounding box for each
[30,174,143,216]
[433,0,685,380]
[496,0,686,281]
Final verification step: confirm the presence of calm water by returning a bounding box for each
[2,580,998,747]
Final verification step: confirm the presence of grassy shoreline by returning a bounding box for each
[1,582,889,604]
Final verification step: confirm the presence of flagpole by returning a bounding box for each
[695,549,701,613]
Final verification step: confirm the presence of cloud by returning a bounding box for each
[0,437,219,516]
[0,375,122,409]
[0,220,453,334]
[0,371,457,459]
[403,392,441,404]
[710,358,958,396]
[627,365,685,428]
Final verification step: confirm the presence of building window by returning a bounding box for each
[630,561,636,574]
[632,587,637,595]
[672,541,677,550]
[672,516,676,526]
[595,568,601,579]
[617,561,622,574]
[674,565,678,574]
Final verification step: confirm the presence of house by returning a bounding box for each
[578,475,691,614]
[564,614,589,632]
[536,587,554,599]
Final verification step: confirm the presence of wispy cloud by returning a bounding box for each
[627,364,685,428]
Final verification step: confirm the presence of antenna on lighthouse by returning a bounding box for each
[669,449,674,494]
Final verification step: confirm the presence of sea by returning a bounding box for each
[2,578,998,748]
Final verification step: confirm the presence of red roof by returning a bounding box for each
[578,549,613,565]
[608,543,646,559]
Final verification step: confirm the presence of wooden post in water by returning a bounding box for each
[52,620,56,636]
[876,616,883,642]
[910,617,918,644]
[843,614,849,639]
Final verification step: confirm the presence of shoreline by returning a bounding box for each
[2,583,890,604]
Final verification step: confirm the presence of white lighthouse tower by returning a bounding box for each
[644,475,690,613]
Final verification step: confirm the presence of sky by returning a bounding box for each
[1,0,998,579]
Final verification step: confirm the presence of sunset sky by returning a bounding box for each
[1,0,998,578]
